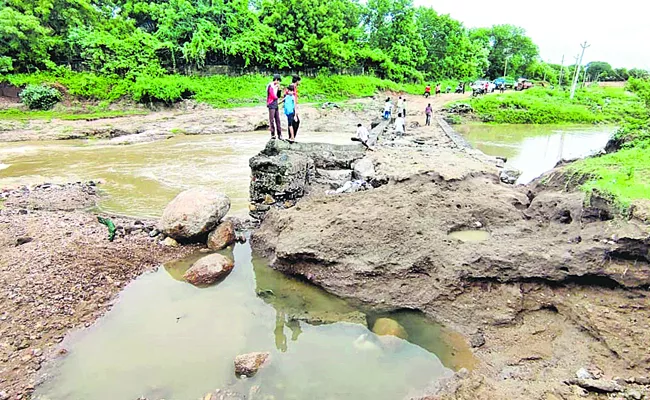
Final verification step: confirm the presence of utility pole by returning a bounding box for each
[558,55,565,87]
[503,55,511,78]
[570,41,590,100]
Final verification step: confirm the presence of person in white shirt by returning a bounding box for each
[394,113,405,136]
[383,98,392,120]
[353,123,373,150]
[396,96,403,115]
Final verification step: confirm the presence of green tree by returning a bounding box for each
[472,24,539,79]
[586,61,614,81]
[362,0,426,81]
[415,7,487,80]
[0,7,55,71]
[260,0,362,70]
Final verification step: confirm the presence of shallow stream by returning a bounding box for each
[34,242,473,400]
[456,124,614,183]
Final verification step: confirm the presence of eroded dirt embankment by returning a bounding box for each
[250,104,650,399]
[0,184,196,399]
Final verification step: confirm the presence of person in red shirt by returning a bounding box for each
[424,84,431,98]
[267,74,282,139]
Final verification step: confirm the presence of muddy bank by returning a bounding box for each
[0,99,381,144]
[0,183,195,399]
[250,102,650,399]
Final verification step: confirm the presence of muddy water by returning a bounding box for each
[0,131,351,218]
[456,124,614,183]
[34,242,469,400]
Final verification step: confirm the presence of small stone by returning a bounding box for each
[183,253,234,286]
[162,237,179,247]
[148,229,160,238]
[576,368,594,380]
[263,194,275,205]
[0,390,8,400]
[234,352,270,377]
[372,318,408,339]
[626,389,642,400]
[207,221,236,251]
[32,348,42,357]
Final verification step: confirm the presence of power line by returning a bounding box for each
[570,41,590,100]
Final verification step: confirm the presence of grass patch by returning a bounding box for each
[450,86,646,124]
[2,71,456,108]
[567,146,650,209]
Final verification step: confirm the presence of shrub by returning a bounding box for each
[19,84,62,110]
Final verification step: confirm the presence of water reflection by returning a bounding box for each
[456,124,614,183]
[35,241,464,400]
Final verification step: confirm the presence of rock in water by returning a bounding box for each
[234,352,270,377]
[207,221,236,250]
[499,166,522,185]
[372,318,408,340]
[161,188,230,241]
[183,253,234,286]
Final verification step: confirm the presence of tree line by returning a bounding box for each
[1,0,647,83]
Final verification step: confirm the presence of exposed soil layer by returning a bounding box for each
[0,184,195,399]
[251,95,650,399]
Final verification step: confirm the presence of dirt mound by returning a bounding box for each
[251,171,650,399]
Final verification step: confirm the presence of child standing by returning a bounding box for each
[284,84,297,142]
[383,98,392,120]
[267,74,282,139]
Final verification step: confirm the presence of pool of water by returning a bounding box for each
[448,230,491,243]
[34,241,472,400]
[0,131,352,218]
[455,124,614,183]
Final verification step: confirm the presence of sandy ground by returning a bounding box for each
[0,184,197,399]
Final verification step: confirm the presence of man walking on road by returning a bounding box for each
[267,74,282,139]
[425,103,432,126]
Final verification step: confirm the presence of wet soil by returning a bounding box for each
[251,93,650,400]
[0,184,196,399]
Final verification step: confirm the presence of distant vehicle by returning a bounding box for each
[515,78,534,91]
[470,80,495,95]
[493,77,515,89]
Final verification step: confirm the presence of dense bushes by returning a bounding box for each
[19,84,62,110]
[2,71,427,108]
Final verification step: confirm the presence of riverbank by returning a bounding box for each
[0,183,197,399]
[250,93,650,399]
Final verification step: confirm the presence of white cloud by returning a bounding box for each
[415,0,650,70]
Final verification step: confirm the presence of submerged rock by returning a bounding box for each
[499,166,522,184]
[160,188,230,241]
[183,253,234,286]
[207,221,236,250]
[372,318,408,340]
[234,352,270,377]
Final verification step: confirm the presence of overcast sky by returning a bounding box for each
[416,0,650,70]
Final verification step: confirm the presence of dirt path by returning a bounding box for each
[0,184,196,399]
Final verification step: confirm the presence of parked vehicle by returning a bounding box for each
[515,78,534,91]
[493,77,515,89]
[470,80,495,95]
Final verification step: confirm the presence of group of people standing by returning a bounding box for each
[266,74,302,142]
[383,96,408,135]
[424,83,442,98]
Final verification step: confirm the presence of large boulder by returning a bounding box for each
[207,221,236,250]
[234,352,270,377]
[161,188,230,241]
[352,157,376,181]
[183,253,234,286]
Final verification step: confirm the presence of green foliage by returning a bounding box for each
[19,84,62,110]
[458,86,645,124]
[471,25,539,79]
[568,147,650,208]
